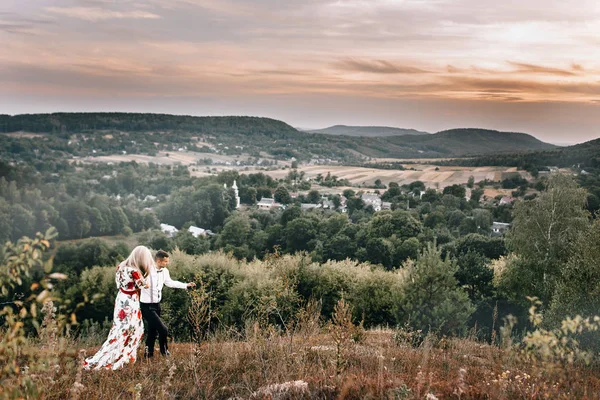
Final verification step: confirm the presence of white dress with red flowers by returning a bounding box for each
[83,265,146,370]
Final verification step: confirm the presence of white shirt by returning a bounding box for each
[140,266,187,304]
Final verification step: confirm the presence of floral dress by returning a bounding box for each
[83,265,146,370]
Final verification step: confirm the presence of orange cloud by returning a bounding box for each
[45,7,161,21]
[508,61,577,76]
[333,59,430,74]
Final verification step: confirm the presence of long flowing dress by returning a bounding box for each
[83,264,146,370]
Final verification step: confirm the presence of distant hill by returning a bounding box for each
[0,113,301,138]
[440,137,600,169]
[308,125,429,137]
[0,113,557,161]
[387,128,557,156]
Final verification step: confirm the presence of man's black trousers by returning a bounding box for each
[140,302,168,356]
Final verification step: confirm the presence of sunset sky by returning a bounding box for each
[1,0,599,143]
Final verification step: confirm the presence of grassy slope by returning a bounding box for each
[29,331,600,399]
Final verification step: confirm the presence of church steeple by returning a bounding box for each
[232,180,240,209]
[224,180,240,209]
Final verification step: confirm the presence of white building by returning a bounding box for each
[362,193,382,212]
[188,226,214,237]
[257,197,276,210]
[160,223,179,238]
[491,222,511,237]
[301,203,321,211]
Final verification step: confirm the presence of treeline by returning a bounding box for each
[0,113,301,137]
[438,137,600,171]
[0,161,200,243]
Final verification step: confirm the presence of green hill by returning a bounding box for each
[387,128,557,156]
[0,113,557,161]
[308,125,429,137]
[440,137,600,169]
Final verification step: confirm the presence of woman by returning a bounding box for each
[83,246,152,370]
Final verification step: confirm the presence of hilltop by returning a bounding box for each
[439,136,600,169]
[0,113,556,161]
[388,128,556,156]
[308,124,429,137]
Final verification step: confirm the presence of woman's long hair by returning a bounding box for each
[123,245,153,277]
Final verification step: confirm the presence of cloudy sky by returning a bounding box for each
[1,0,600,143]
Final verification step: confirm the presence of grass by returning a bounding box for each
[14,328,600,400]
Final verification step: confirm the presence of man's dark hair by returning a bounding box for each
[155,250,170,260]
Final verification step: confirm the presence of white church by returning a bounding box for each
[224,180,241,209]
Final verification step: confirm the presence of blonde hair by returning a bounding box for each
[124,245,153,277]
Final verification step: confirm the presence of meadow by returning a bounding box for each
[13,306,600,400]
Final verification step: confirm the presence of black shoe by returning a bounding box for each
[144,353,154,359]
[162,350,171,358]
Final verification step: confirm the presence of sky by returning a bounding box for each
[1,0,600,143]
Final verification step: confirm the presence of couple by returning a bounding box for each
[83,246,195,370]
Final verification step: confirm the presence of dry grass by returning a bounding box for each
[15,328,600,400]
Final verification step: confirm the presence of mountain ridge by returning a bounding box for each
[0,112,557,160]
[308,125,429,137]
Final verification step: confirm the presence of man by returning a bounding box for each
[140,250,195,358]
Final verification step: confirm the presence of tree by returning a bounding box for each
[284,217,317,252]
[443,184,466,199]
[424,211,445,228]
[274,186,292,205]
[220,214,252,247]
[467,175,475,189]
[307,190,321,204]
[472,209,492,232]
[368,210,422,240]
[391,237,420,266]
[280,205,301,226]
[396,243,474,335]
[175,230,210,255]
[470,188,484,203]
[332,195,341,210]
[455,251,493,300]
[502,174,589,306]
[421,188,440,203]
[342,189,355,199]
[365,237,392,269]
[322,234,356,261]
[546,219,600,355]
[450,233,507,259]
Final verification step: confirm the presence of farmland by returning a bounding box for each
[86,151,528,190]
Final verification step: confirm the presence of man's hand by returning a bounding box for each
[144,282,150,289]
[187,282,196,289]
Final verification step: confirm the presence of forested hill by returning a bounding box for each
[0,113,301,139]
[308,125,429,137]
[438,137,600,169]
[386,128,557,156]
[0,113,556,160]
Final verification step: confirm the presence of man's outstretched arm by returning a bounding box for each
[163,268,196,289]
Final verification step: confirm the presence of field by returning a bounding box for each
[262,165,527,189]
[86,151,527,190]
[17,329,600,399]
